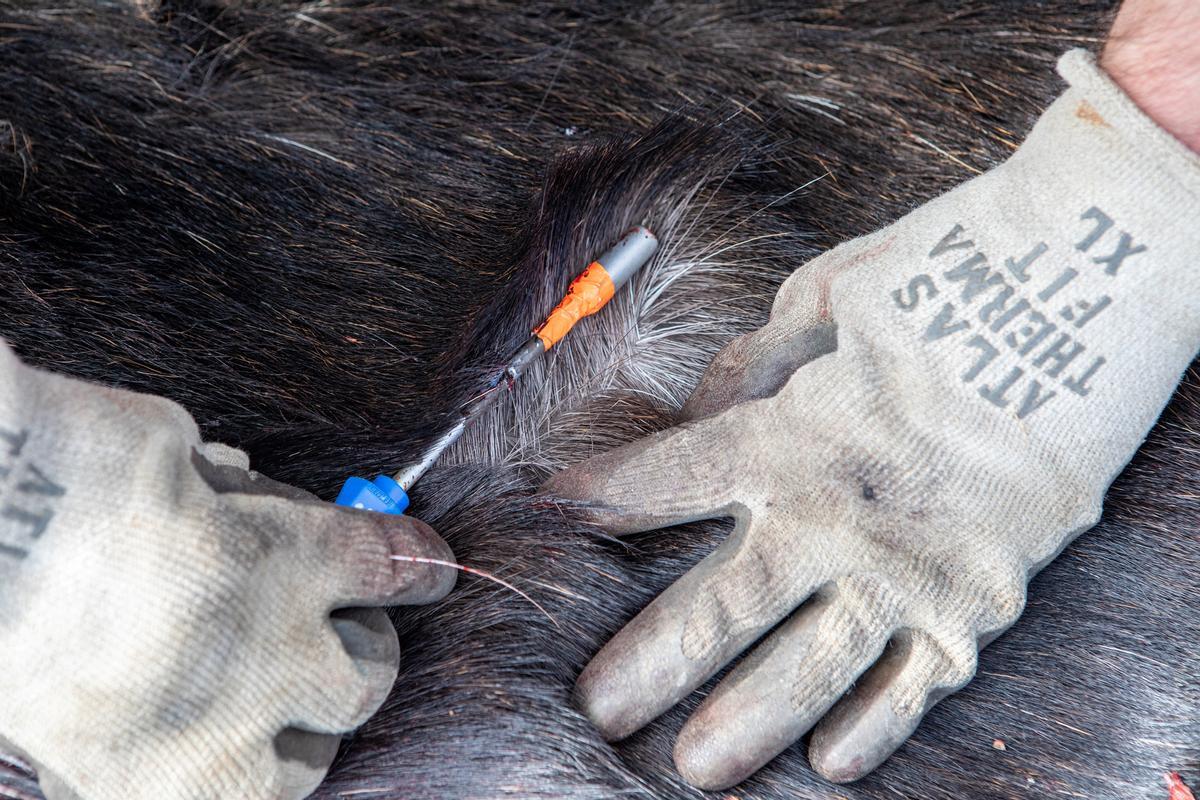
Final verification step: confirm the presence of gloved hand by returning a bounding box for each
[0,338,456,800]
[547,50,1200,789]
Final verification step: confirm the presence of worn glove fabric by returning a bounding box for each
[0,338,456,800]
[547,49,1200,790]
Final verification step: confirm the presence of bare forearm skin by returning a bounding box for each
[1103,0,1200,152]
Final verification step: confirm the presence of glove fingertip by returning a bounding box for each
[807,683,915,784]
[673,720,751,791]
[378,515,458,605]
[541,426,726,535]
[540,463,647,534]
[572,658,641,743]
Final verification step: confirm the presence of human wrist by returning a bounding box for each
[1101,0,1200,152]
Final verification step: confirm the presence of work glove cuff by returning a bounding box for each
[1058,49,1200,199]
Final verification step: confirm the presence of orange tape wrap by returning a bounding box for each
[534,261,616,350]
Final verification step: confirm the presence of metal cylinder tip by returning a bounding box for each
[596,226,658,290]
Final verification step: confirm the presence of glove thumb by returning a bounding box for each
[681,229,894,421]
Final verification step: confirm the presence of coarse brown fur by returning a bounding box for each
[0,2,1195,799]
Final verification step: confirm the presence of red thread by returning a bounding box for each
[390,555,560,630]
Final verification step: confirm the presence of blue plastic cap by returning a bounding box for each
[335,474,410,515]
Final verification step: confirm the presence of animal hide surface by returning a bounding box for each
[0,2,1196,799]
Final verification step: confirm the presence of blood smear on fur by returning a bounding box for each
[1168,772,1196,800]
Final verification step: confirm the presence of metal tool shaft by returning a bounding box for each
[391,227,659,492]
[392,335,544,491]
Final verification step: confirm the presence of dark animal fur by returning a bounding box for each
[0,2,1195,799]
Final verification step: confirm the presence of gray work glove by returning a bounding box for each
[547,50,1200,789]
[0,339,456,800]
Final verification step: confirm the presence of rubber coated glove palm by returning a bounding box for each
[547,50,1200,789]
[0,338,456,800]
